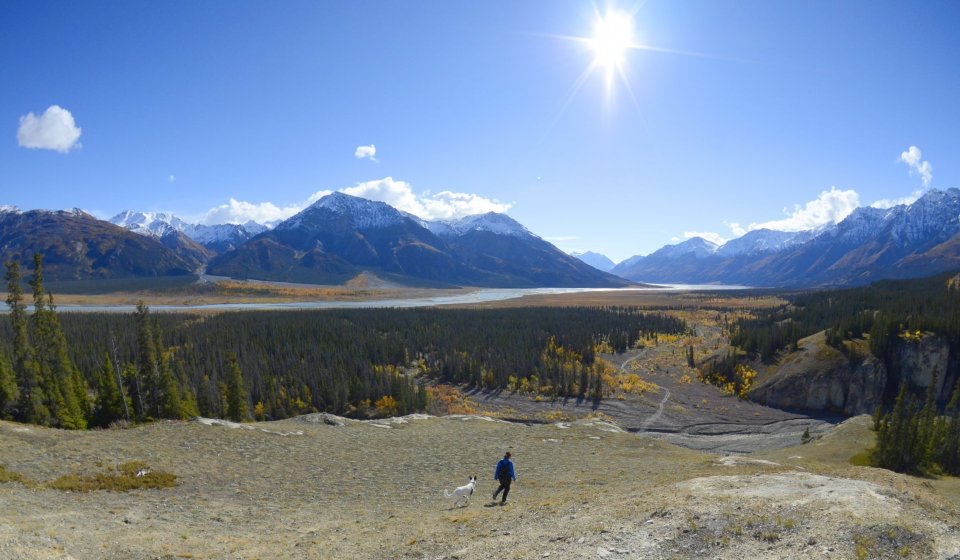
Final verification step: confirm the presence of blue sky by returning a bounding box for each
[2,0,958,262]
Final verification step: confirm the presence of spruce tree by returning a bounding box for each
[94,353,126,427]
[225,353,248,422]
[135,301,160,418]
[0,353,17,419]
[5,260,49,425]
[28,256,87,429]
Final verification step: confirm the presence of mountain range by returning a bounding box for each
[3,188,959,288]
[0,195,629,288]
[205,192,630,287]
[604,188,960,287]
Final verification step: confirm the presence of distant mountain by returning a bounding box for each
[613,188,960,287]
[0,208,195,281]
[571,251,616,272]
[714,229,812,258]
[109,211,267,254]
[208,193,631,288]
[429,213,631,288]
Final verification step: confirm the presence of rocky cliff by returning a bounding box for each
[749,330,956,415]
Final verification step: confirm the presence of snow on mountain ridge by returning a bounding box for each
[109,211,270,245]
[279,192,406,231]
[422,212,532,238]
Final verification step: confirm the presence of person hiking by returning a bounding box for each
[492,451,516,505]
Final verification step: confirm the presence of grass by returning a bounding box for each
[0,464,28,485]
[850,449,873,467]
[46,461,177,492]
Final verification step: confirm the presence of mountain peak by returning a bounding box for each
[277,192,407,232]
[653,237,719,259]
[571,251,616,272]
[423,212,530,238]
[0,205,21,214]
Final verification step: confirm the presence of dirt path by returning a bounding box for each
[641,386,672,430]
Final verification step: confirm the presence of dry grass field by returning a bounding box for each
[2,413,959,560]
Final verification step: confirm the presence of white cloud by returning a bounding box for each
[683,231,727,246]
[199,198,304,225]
[898,145,932,187]
[725,221,747,237]
[354,144,377,162]
[198,177,510,225]
[17,105,82,153]
[169,175,176,183]
[870,189,924,210]
[341,177,511,220]
[748,187,860,232]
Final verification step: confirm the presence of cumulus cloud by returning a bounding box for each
[683,231,727,246]
[725,221,747,237]
[17,105,82,153]
[198,177,510,225]
[748,187,860,232]
[199,198,304,225]
[341,177,511,220]
[354,144,377,162]
[899,145,932,186]
[870,189,924,210]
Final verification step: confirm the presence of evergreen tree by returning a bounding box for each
[5,260,48,424]
[158,349,184,419]
[28,256,87,429]
[93,353,127,427]
[225,352,248,422]
[135,301,161,418]
[0,352,17,419]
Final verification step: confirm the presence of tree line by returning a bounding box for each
[1,256,685,428]
[717,271,960,477]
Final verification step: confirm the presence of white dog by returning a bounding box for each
[443,476,477,508]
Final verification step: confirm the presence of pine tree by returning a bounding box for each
[5,260,48,425]
[225,353,248,422]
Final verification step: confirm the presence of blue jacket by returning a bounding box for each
[494,458,516,481]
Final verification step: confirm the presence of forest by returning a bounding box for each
[719,271,960,476]
[0,257,685,429]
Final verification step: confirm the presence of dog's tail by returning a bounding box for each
[443,488,453,498]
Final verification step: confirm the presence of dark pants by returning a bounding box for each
[493,477,511,503]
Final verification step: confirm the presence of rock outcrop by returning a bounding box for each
[749,330,957,416]
[749,332,886,415]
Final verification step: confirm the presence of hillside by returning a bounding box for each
[1,415,958,559]
[0,208,195,281]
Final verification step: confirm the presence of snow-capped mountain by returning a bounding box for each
[276,192,406,232]
[109,211,270,254]
[0,208,194,281]
[208,192,630,288]
[571,251,616,272]
[715,229,812,258]
[613,188,960,286]
[424,213,532,238]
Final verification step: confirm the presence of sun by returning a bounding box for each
[589,11,635,70]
